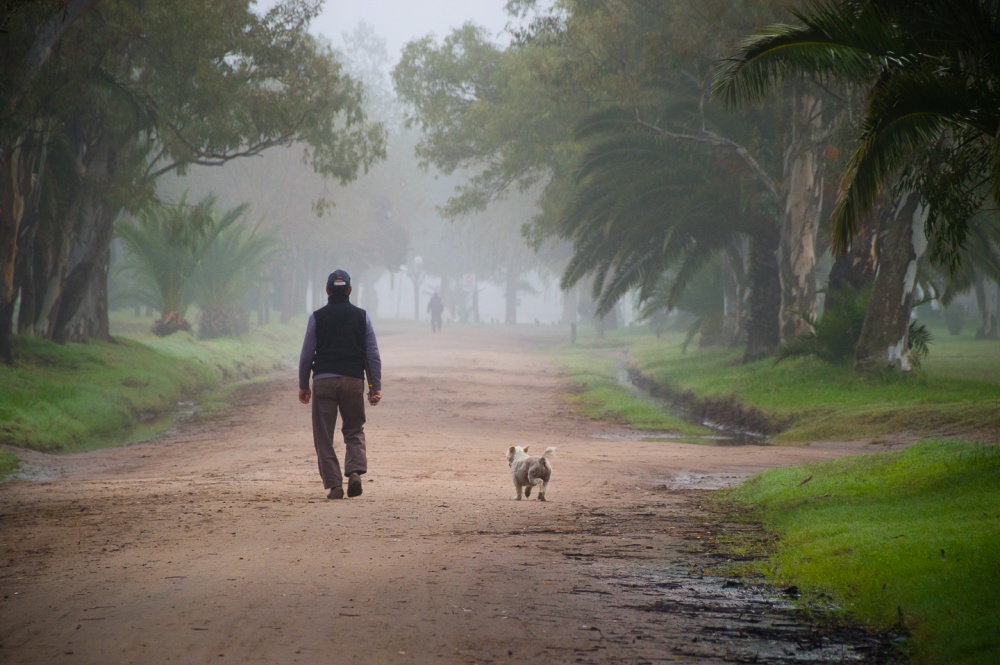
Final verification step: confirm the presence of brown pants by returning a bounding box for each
[311,376,367,489]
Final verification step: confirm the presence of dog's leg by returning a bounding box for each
[525,482,532,498]
[538,478,548,501]
[513,478,523,500]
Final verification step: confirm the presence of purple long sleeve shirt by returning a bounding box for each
[298,313,382,391]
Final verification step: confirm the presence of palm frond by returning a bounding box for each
[832,72,971,250]
[712,0,898,109]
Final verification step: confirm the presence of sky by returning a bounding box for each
[275,0,514,61]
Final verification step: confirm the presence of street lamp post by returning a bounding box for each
[411,256,424,321]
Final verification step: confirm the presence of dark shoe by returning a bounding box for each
[328,487,345,500]
[347,472,363,498]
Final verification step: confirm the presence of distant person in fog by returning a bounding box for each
[298,269,382,500]
[427,291,444,332]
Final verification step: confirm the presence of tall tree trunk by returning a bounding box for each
[722,235,748,346]
[7,0,102,114]
[974,274,999,340]
[743,222,781,362]
[778,92,824,344]
[595,304,618,337]
[0,0,99,361]
[276,247,298,323]
[48,190,117,343]
[359,268,380,320]
[64,242,111,341]
[471,278,480,323]
[13,131,54,338]
[18,163,73,339]
[854,192,929,371]
[411,267,424,321]
[45,127,119,344]
[560,284,579,325]
[825,207,881,311]
[504,268,517,324]
[0,139,43,362]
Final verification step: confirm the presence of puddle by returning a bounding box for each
[605,562,904,663]
[655,472,749,490]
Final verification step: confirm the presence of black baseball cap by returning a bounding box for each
[327,269,351,288]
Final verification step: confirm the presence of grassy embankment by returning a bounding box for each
[548,320,999,443]
[722,440,999,664]
[0,311,304,470]
[545,320,999,664]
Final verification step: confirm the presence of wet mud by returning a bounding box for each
[522,488,907,664]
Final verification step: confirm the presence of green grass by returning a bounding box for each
[545,330,710,435]
[0,311,302,455]
[0,448,18,476]
[550,322,1000,443]
[715,440,1000,665]
[543,321,1000,664]
[921,321,1000,384]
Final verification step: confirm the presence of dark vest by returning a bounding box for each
[311,295,367,379]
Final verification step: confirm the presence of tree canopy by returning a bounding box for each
[0,0,386,361]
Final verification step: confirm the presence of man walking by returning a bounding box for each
[427,291,444,332]
[298,269,382,499]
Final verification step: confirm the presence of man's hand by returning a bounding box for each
[368,389,382,406]
[298,388,311,405]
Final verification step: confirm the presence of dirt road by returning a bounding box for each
[1,326,894,664]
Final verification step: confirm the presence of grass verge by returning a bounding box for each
[544,322,1000,663]
[714,440,1000,665]
[547,322,1000,443]
[545,331,710,435]
[0,314,303,459]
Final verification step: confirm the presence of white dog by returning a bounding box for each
[506,445,555,501]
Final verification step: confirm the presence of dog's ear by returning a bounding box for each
[523,445,530,453]
[508,446,516,455]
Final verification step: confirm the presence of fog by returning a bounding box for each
[301,0,512,59]
[155,1,583,327]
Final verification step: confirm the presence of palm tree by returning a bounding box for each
[557,110,781,359]
[639,258,727,351]
[714,0,1000,252]
[116,195,280,338]
[190,209,281,339]
[712,0,1000,370]
[115,196,216,335]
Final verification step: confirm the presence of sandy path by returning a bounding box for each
[0,325,891,664]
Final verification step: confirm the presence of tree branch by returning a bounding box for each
[633,114,779,200]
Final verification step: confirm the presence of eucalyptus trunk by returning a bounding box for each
[32,125,121,345]
[48,186,117,343]
[13,127,55,338]
[722,236,748,346]
[359,269,380,320]
[594,304,619,337]
[973,274,998,340]
[16,211,62,338]
[778,92,824,344]
[59,243,112,342]
[274,248,299,323]
[743,222,781,362]
[825,207,880,311]
[0,139,44,362]
[560,285,579,326]
[504,268,517,324]
[854,192,929,371]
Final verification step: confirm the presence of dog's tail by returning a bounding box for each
[541,446,557,458]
